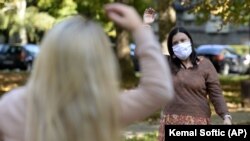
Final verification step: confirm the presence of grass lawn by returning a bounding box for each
[124,74,250,141]
[0,71,249,141]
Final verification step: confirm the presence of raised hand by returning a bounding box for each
[143,7,156,25]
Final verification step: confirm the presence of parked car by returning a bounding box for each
[0,44,4,50]
[0,44,40,71]
[243,54,250,73]
[195,44,249,75]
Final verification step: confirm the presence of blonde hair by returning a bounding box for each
[26,15,120,141]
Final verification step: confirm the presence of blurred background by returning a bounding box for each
[0,0,250,140]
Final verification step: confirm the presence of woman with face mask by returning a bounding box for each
[156,26,232,141]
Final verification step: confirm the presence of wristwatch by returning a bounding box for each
[223,114,232,120]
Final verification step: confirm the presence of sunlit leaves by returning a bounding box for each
[187,0,250,25]
[1,0,249,43]
[26,6,55,31]
[56,0,77,18]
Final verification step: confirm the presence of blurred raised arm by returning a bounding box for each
[105,3,174,126]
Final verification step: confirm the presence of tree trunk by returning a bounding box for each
[157,0,176,54]
[115,27,139,89]
[114,0,139,89]
[241,80,250,108]
[0,29,9,43]
[9,0,27,44]
[113,0,177,88]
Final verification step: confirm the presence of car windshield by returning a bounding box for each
[7,46,23,54]
[0,44,4,52]
[226,47,237,54]
[24,44,40,55]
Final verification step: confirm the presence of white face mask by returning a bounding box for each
[172,41,192,60]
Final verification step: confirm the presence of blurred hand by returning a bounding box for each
[143,7,156,24]
[223,117,232,125]
[105,3,143,31]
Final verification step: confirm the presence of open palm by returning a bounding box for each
[143,8,156,24]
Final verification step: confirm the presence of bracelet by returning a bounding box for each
[223,114,232,120]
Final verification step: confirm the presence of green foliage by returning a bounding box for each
[1,0,249,43]
[25,6,55,31]
[56,0,77,18]
[230,45,250,55]
[0,0,79,43]
[183,0,250,25]
[0,1,19,30]
[219,75,250,108]
[219,75,250,85]
[0,13,10,29]
[37,0,77,19]
[125,131,158,141]
[131,0,153,15]
[75,0,112,16]
[24,6,55,42]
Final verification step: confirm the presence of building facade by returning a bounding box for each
[174,3,250,48]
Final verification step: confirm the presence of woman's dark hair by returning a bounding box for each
[167,26,199,74]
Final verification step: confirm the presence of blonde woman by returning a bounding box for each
[0,3,173,141]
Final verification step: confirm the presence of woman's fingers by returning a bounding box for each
[105,3,142,31]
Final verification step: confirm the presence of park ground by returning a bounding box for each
[123,106,250,141]
[0,71,249,140]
